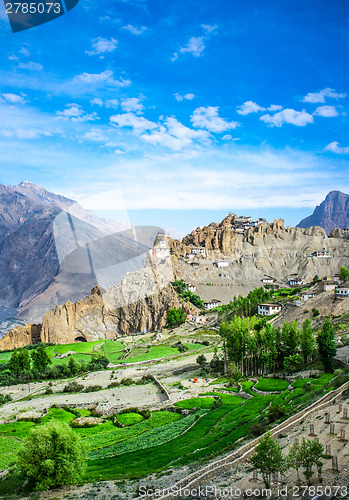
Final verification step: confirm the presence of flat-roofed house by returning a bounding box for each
[335,286,349,297]
[216,260,229,268]
[204,299,222,310]
[258,303,282,316]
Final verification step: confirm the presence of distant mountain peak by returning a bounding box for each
[297,190,349,234]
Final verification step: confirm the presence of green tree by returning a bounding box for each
[18,348,31,372]
[249,432,284,488]
[196,354,207,367]
[299,438,325,485]
[283,353,302,374]
[287,442,302,484]
[166,307,186,328]
[300,319,315,365]
[31,344,52,373]
[68,356,78,375]
[8,349,20,377]
[17,419,86,490]
[317,318,337,372]
[339,266,349,280]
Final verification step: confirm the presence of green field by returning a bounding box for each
[0,373,336,494]
[254,378,290,392]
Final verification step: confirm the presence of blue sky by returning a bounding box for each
[0,0,348,235]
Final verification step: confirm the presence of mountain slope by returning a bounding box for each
[0,182,156,325]
[297,190,349,234]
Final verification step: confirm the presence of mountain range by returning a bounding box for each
[0,182,161,328]
[297,190,349,235]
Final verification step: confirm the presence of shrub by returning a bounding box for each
[120,377,134,386]
[45,386,53,395]
[63,381,84,393]
[84,385,102,392]
[108,381,120,388]
[312,308,320,318]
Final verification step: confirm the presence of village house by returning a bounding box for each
[219,273,230,278]
[190,247,206,256]
[187,283,196,292]
[261,277,274,285]
[215,260,229,268]
[149,233,170,259]
[309,249,331,258]
[335,286,349,297]
[257,303,282,316]
[287,277,303,286]
[322,277,336,291]
[334,273,341,284]
[204,299,221,310]
[189,261,200,267]
[296,291,317,306]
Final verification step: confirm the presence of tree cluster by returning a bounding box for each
[1,345,110,386]
[250,433,326,488]
[220,316,336,376]
[166,307,187,328]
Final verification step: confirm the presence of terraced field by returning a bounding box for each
[0,372,336,494]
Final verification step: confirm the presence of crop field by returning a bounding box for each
[0,373,336,494]
[254,378,290,392]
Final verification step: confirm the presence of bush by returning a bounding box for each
[45,386,53,395]
[63,381,84,393]
[0,393,12,405]
[84,385,102,392]
[17,419,86,490]
[108,381,120,388]
[312,308,320,318]
[249,419,268,436]
[120,377,134,386]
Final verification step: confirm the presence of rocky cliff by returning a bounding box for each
[0,257,183,349]
[297,190,349,234]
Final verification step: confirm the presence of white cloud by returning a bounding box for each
[313,105,338,117]
[191,106,239,132]
[179,37,205,57]
[260,108,314,127]
[201,24,218,33]
[110,112,157,132]
[56,104,98,122]
[86,37,118,56]
[20,46,30,56]
[90,98,103,106]
[122,24,147,35]
[174,93,195,101]
[268,104,283,112]
[324,142,349,154]
[8,55,19,61]
[302,88,346,103]
[1,93,26,104]
[237,101,266,115]
[17,61,43,71]
[73,70,131,87]
[0,128,51,139]
[82,129,108,142]
[141,117,210,150]
[120,97,144,113]
[105,99,119,109]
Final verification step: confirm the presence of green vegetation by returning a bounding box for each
[174,397,216,409]
[220,315,324,377]
[172,278,204,308]
[339,266,349,280]
[17,419,86,491]
[117,412,143,426]
[250,432,284,488]
[254,378,289,392]
[317,318,337,373]
[167,307,187,328]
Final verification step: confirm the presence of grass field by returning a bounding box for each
[117,412,144,425]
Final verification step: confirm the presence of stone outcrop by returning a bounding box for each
[0,323,42,350]
[0,258,182,349]
[297,190,349,234]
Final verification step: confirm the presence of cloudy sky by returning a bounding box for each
[0,0,348,234]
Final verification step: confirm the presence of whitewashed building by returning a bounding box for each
[287,277,303,286]
[336,287,349,297]
[204,299,222,310]
[190,247,206,256]
[187,283,196,292]
[262,277,274,285]
[149,233,170,259]
[216,260,229,268]
[219,273,230,278]
[310,249,331,258]
[258,303,282,316]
